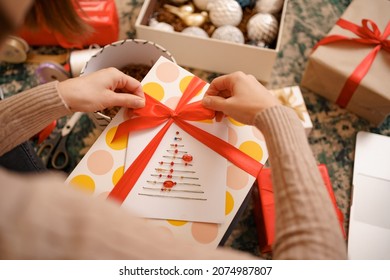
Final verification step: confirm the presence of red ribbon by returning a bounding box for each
[108,76,264,204]
[313,18,390,108]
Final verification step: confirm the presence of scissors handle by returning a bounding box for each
[36,134,61,166]
[50,136,70,170]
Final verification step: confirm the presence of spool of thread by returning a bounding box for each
[0,36,29,63]
[36,62,70,84]
[69,47,101,77]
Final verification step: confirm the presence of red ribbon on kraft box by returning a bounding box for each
[108,76,264,204]
[313,18,390,108]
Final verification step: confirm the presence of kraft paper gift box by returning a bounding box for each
[301,0,390,125]
[270,86,313,136]
[253,164,345,253]
[66,55,268,248]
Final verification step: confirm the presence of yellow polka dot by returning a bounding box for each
[69,175,95,194]
[228,117,245,126]
[105,126,128,150]
[112,166,124,185]
[167,220,188,226]
[225,191,234,215]
[239,141,263,162]
[143,82,165,101]
[180,76,203,96]
[197,119,213,124]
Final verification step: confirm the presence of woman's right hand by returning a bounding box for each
[202,72,280,125]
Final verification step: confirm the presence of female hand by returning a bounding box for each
[57,67,145,112]
[202,72,280,125]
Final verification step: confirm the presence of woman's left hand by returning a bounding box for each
[57,67,145,112]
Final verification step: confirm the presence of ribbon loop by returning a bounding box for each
[108,75,263,204]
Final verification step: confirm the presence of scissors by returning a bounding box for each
[37,112,83,170]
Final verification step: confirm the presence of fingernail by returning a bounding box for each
[134,99,145,108]
[202,97,211,107]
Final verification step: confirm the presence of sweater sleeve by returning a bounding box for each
[0,81,71,156]
[0,168,258,260]
[254,105,347,259]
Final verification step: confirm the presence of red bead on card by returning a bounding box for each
[182,154,193,162]
[163,180,176,188]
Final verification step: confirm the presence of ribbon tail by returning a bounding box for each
[175,119,263,178]
[108,120,173,204]
[336,45,381,107]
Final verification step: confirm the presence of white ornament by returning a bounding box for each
[149,18,174,32]
[193,0,210,10]
[255,0,284,14]
[182,26,209,38]
[211,25,245,44]
[247,13,278,44]
[208,0,243,27]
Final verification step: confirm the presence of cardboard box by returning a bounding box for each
[135,0,288,82]
[301,0,390,125]
[253,164,345,253]
[270,86,313,136]
[67,52,269,247]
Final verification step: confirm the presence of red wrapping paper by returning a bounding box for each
[253,164,346,253]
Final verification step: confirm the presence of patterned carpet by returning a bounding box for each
[0,0,389,259]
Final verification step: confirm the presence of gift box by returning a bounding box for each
[301,0,390,125]
[135,0,288,82]
[253,164,345,253]
[270,86,313,136]
[66,55,268,247]
[18,0,119,48]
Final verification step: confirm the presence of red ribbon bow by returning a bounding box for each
[108,76,263,204]
[313,18,390,107]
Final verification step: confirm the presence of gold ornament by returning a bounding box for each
[164,4,208,27]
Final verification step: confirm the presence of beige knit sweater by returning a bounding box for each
[0,81,347,259]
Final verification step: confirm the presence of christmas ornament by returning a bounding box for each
[151,174,198,180]
[247,13,279,44]
[155,168,196,173]
[143,187,204,194]
[139,192,207,200]
[149,18,175,32]
[235,0,256,9]
[158,161,193,166]
[163,154,194,162]
[170,144,184,147]
[211,25,245,44]
[181,26,209,38]
[208,0,243,27]
[146,180,201,187]
[255,0,284,14]
[193,0,209,10]
[167,149,187,153]
[164,4,208,27]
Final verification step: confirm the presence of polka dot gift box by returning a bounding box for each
[66,56,268,248]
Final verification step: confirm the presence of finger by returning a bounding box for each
[202,95,227,111]
[106,91,145,109]
[215,111,224,122]
[205,75,230,97]
[116,74,145,98]
[126,108,135,119]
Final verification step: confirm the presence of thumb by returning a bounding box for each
[202,95,227,111]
